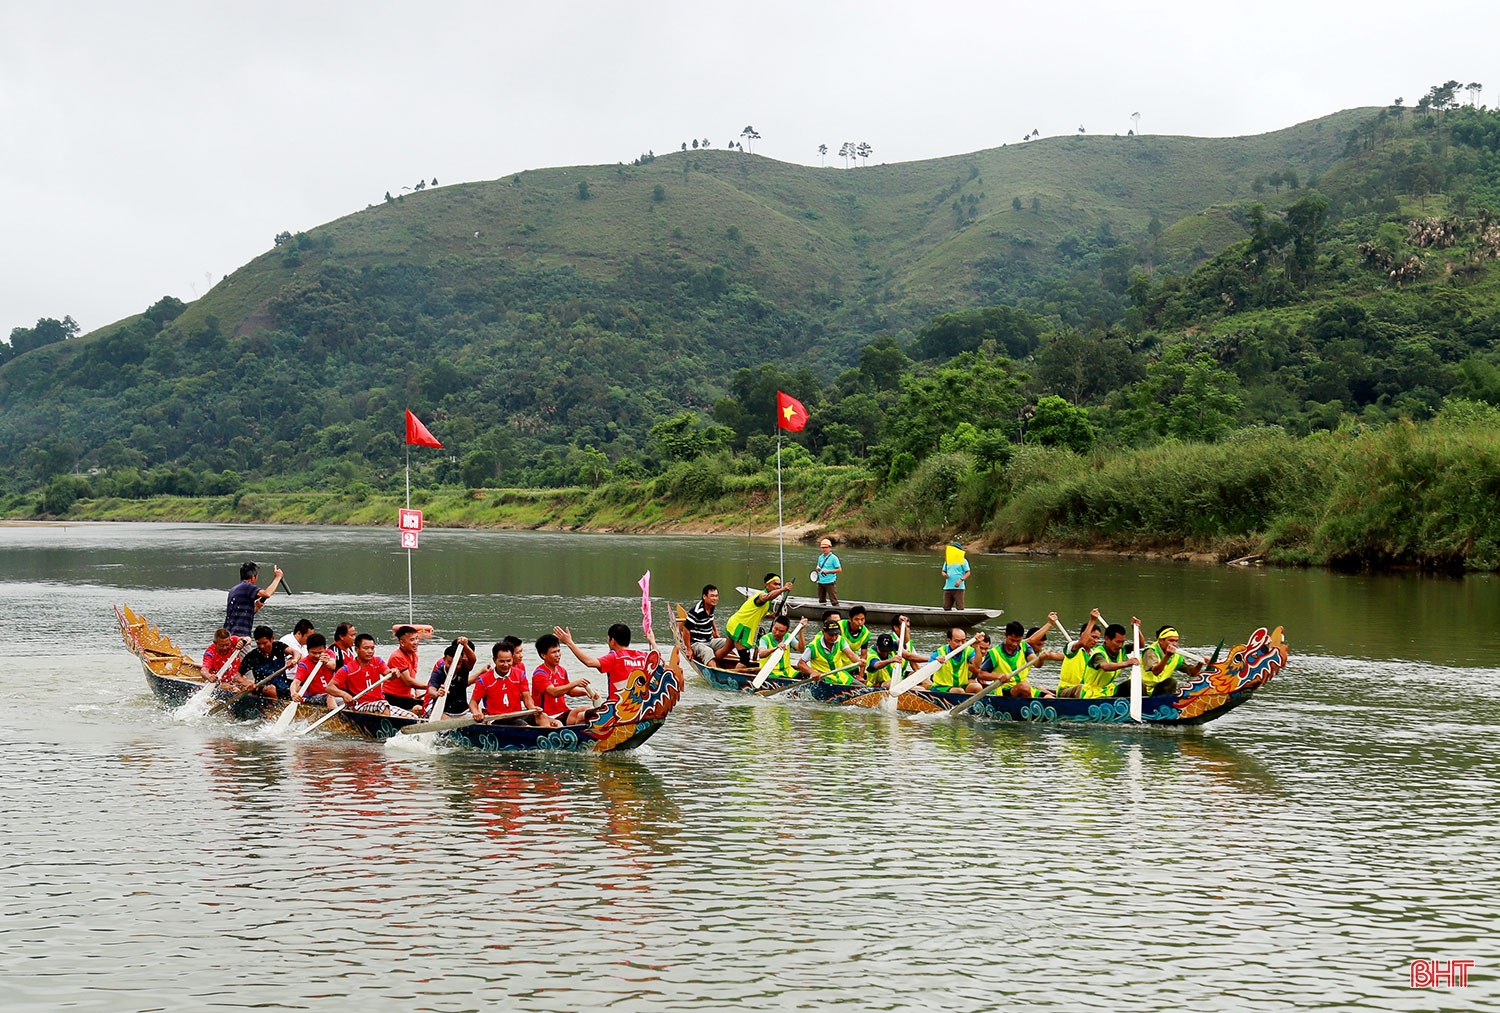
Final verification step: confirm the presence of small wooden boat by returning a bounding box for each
[734,587,1002,628]
[115,606,684,752]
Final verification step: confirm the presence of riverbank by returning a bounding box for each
[9,414,1500,572]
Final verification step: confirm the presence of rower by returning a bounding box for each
[1098,623,1143,697]
[882,615,917,683]
[554,622,654,702]
[328,634,394,713]
[925,626,979,694]
[1140,625,1204,696]
[291,633,334,706]
[201,628,245,684]
[1056,610,1103,698]
[794,619,863,685]
[383,625,429,715]
[864,632,927,688]
[839,605,872,664]
[327,622,358,672]
[973,620,1054,699]
[427,637,480,717]
[714,574,792,669]
[532,632,599,725]
[279,618,314,667]
[471,640,548,726]
[239,625,293,699]
[755,614,806,682]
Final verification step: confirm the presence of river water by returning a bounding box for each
[0,522,1495,1011]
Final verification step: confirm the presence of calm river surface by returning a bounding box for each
[1,522,1496,1011]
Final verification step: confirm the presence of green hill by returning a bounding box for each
[7,93,1500,570]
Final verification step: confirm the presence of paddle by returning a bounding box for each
[763,660,864,699]
[424,640,473,721]
[1130,622,1144,722]
[271,654,329,730]
[888,636,979,697]
[209,659,294,715]
[751,618,807,689]
[295,677,387,736]
[944,654,1041,718]
[398,707,540,735]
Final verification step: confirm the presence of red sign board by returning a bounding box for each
[400,530,420,550]
[398,508,424,532]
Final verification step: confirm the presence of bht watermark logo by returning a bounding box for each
[1409,958,1473,987]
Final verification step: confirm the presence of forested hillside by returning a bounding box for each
[7,86,1500,568]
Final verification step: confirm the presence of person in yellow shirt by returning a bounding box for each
[714,574,793,668]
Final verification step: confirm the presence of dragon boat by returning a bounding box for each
[678,610,1288,726]
[115,606,684,752]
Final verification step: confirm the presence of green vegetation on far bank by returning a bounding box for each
[18,407,1500,573]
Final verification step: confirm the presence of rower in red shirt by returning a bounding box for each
[531,632,599,725]
[201,628,246,684]
[328,634,393,713]
[470,641,549,725]
[291,633,335,706]
[383,625,428,715]
[554,622,654,703]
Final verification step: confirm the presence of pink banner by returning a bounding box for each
[638,571,653,642]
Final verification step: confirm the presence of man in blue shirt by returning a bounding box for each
[941,541,970,611]
[224,561,284,639]
[815,537,842,606]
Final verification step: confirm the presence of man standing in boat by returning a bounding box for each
[224,562,284,639]
[941,542,970,611]
[713,574,792,669]
[814,538,841,606]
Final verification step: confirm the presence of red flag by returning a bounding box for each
[776,391,808,432]
[404,410,443,448]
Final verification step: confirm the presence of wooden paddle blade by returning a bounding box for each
[1130,624,1144,722]
[751,648,784,689]
[399,715,477,735]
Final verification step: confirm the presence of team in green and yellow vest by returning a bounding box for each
[704,575,1204,698]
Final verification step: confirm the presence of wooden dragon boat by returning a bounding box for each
[733,586,1002,629]
[677,607,1287,726]
[115,606,684,752]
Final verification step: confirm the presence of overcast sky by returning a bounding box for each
[2,0,1495,335]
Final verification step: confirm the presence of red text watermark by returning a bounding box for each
[1409,959,1473,987]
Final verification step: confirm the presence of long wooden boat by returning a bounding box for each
[680,609,1287,727]
[734,586,1002,628]
[115,605,684,752]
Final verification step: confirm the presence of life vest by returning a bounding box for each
[756,633,797,679]
[1145,646,1183,693]
[1076,645,1112,698]
[809,635,852,680]
[839,620,871,654]
[1058,645,1087,691]
[929,647,974,690]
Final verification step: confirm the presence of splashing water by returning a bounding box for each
[172,681,218,721]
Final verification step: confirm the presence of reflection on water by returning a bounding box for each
[1,523,1498,1010]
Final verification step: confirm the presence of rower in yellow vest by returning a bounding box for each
[924,626,980,694]
[1140,624,1204,696]
[974,619,1055,699]
[864,631,929,688]
[794,620,863,685]
[754,614,806,681]
[838,605,872,664]
[1057,608,1104,698]
[1097,622,1144,698]
[715,573,793,669]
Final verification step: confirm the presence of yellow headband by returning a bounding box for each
[1157,628,1179,641]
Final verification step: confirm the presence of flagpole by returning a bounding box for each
[405,444,413,623]
[776,432,784,580]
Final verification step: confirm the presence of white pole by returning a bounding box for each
[776,433,784,579]
[406,444,413,624]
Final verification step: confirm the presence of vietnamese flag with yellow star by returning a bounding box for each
[776,391,808,432]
